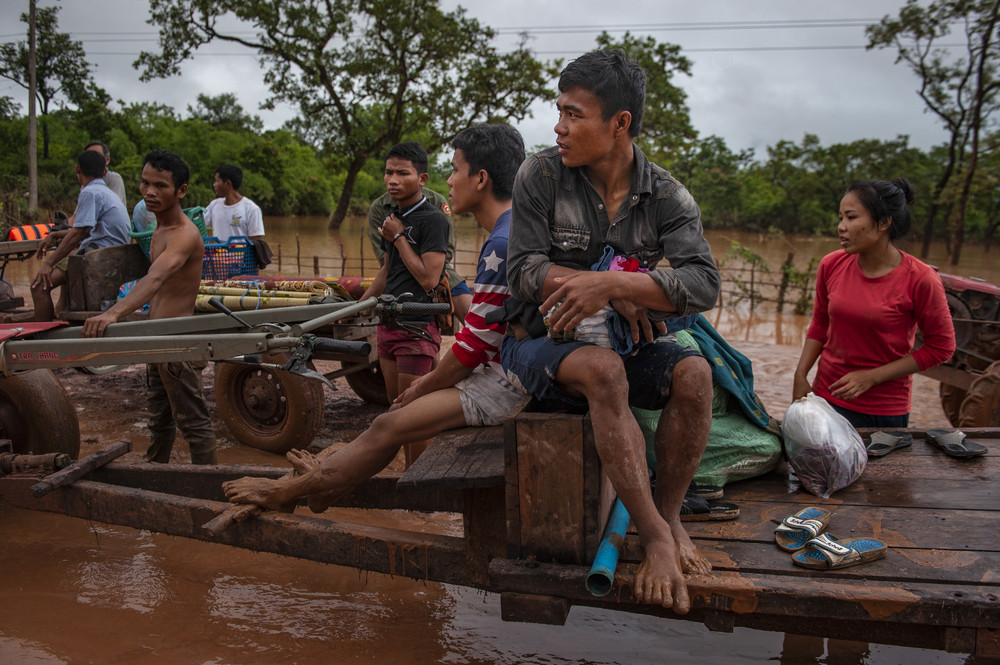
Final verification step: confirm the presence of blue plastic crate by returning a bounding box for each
[202,235,259,281]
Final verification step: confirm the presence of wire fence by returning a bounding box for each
[268,236,819,316]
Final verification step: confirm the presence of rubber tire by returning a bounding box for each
[959,360,1000,427]
[343,361,390,407]
[0,370,80,458]
[939,383,967,428]
[214,354,325,455]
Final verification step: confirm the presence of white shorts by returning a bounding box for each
[456,362,526,427]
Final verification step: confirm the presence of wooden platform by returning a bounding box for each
[1,418,997,656]
[491,427,1000,657]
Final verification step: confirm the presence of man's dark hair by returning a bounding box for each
[84,140,110,158]
[558,49,646,137]
[215,163,243,191]
[452,124,525,200]
[77,150,107,179]
[385,141,429,174]
[143,149,190,190]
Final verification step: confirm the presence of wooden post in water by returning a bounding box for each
[360,234,365,276]
[749,263,755,310]
[777,252,794,313]
[296,233,301,275]
[276,244,282,273]
[313,255,319,277]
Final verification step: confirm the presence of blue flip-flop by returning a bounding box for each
[774,507,832,552]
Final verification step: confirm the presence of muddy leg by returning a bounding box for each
[653,356,713,576]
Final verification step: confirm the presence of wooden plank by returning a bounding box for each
[724,467,1000,511]
[30,440,130,497]
[462,485,506,587]
[503,397,529,559]
[90,461,463,513]
[396,426,504,491]
[665,539,1000,587]
[0,476,475,587]
[489,557,1000,644]
[681,501,1000,553]
[514,411,588,564]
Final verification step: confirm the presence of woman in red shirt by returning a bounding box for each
[793,178,956,428]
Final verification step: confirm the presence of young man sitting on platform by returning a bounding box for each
[499,50,720,613]
[223,123,526,511]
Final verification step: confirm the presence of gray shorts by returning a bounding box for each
[456,362,526,426]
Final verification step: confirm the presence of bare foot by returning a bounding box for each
[286,449,320,474]
[632,537,691,614]
[222,477,291,512]
[669,519,712,576]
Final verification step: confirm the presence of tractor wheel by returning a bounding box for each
[214,355,325,455]
[0,370,80,458]
[343,361,390,406]
[939,384,967,428]
[959,360,1000,427]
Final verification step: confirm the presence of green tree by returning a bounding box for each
[188,93,264,133]
[867,0,1000,265]
[137,0,557,229]
[0,5,106,159]
[595,32,696,167]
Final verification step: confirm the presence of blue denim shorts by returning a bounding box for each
[499,335,704,413]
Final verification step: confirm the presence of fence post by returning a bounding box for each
[296,233,301,275]
[313,255,319,276]
[749,263,755,310]
[277,244,282,273]
[359,234,365,276]
[777,252,794,314]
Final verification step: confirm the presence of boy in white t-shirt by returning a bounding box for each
[204,164,265,241]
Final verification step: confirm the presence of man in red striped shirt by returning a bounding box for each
[223,124,526,511]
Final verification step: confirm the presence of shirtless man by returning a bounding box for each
[500,50,721,612]
[83,149,217,465]
[222,123,526,512]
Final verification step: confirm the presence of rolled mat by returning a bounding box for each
[194,294,312,312]
[198,285,328,300]
[203,278,332,295]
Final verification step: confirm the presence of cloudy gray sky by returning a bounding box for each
[0,0,949,156]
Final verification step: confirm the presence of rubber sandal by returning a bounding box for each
[791,533,887,570]
[925,429,988,459]
[774,507,832,552]
[690,480,724,500]
[865,431,913,458]
[679,491,740,522]
[649,475,725,501]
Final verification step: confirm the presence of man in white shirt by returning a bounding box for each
[203,164,265,242]
[84,140,127,207]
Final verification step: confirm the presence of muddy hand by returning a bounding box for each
[540,273,614,332]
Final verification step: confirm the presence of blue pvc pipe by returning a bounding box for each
[586,498,631,597]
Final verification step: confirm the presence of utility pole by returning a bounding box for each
[27,0,38,214]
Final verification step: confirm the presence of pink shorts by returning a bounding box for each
[377,324,441,376]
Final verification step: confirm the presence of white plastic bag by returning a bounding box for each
[781,393,867,498]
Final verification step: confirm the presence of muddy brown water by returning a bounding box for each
[0,219,986,664]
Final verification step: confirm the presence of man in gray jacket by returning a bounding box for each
[501,49,721,614]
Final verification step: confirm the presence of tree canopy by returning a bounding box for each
[136,0,558,228]
[0,4,107,158]
[868,0,1000,264]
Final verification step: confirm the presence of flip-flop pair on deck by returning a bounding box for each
[774,507,887,570]
[865,429,989,459]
